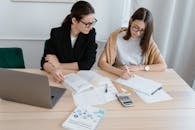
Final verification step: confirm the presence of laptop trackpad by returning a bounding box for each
[50,86,66,106]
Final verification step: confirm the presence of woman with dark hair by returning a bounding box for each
[98,7,167,79]
[41,1,97,82]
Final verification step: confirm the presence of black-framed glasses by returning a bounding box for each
[80,18,97,28]
[131,25,145,34]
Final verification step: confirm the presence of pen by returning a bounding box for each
[151,87,162,95]
[124,65,130,74]
[105,84,108,93]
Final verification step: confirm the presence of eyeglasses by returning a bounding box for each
[80,18,97,28]
[131,25,145,34]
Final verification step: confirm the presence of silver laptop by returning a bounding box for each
[0,68,66,108]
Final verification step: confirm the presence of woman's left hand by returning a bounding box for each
[45,54,61,69]
[128,65,142,72]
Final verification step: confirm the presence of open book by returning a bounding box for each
[64,73,93,93]
[64,70,112,94]
[64,71,118,106]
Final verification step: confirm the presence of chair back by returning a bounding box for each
[0,47,25,68]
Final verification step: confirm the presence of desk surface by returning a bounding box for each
[1,69,195,130]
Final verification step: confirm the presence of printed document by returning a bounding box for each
[73,80,118,106]
[64,73,93,93]
[62,106,105,130]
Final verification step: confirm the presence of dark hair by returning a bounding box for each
[62,1,95,26]
[123,7,153,55]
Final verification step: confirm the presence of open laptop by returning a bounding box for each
[0,68,66,108]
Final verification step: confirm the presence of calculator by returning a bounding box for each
[116,92,133,107]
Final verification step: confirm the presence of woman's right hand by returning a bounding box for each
[119,70,134,80]
[51,69,64,83]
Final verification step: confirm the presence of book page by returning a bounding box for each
[73,80,118,106]
[64,71,118,106]
[64,73,93,93]
[77,70,111,86]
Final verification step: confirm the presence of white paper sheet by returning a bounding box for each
[64,71,118,106]
[77,70,111,86]
[62,106,105,130]
[136,89,173,103]
[73,82,118,106]
[64,73,93,93]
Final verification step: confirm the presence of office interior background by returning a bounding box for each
[0,0,195,89]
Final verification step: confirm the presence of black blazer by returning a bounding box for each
[41,24,97,70]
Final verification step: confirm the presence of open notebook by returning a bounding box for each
[116,75,162,95]
[116,75,172,103]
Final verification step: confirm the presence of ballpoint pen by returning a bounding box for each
[124,65,130,74]
[105,84,108,93]
[151,87,162,95]
[124,64,135,77]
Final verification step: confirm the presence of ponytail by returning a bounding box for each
[62,14,72,27]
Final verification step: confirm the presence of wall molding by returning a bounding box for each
[11,0,76,3]
[0,36,106,43]
[0,36,47,41]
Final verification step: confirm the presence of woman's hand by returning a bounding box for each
[120,65,142,72]
[51,69,64,83]
[45,54,61,69]
[119,69,134,80]
[127,65,142,72]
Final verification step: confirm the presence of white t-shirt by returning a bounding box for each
[71,35,77,48]
[115,32,144,66]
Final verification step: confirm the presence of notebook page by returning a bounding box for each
[136,89,173,103]
[116,75,162,95]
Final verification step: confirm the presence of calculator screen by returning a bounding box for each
[120,96,132,103]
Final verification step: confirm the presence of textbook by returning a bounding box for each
[62,106,105,130]
[64,70,114,94]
